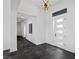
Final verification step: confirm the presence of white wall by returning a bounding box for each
[36,11,47,44]
[21,17,38,44]
[3,0,10,50]
[10,9,17,52]
[10,0,21,52]
[21,21,27,37]
[3,0,21,51]
[25,12,47,45]
[17,22,22,36]
[46,0,75,53]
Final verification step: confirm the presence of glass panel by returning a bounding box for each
[57,30,63,34]
[57,19,63,23]
[57,25,63,28]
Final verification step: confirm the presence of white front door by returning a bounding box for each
[53,14,66,47]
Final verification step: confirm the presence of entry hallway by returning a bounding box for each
[3,36,75,59]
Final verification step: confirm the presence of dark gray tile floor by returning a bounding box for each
[3,36,75,59]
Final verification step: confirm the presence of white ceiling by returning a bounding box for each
[25,0,60,7]
[17,0,60,22]
[17,0,60,11]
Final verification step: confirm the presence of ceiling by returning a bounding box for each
[17,0,60,22]
[25,0,60,7]
[17,0,60,11]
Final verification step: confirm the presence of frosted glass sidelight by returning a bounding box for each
[57,30,63,34]
[57,19,63,23]
[57,24,63,28]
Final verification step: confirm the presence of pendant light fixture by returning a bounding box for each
[42,0,49,11]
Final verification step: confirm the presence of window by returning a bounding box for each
[29,23,32,34]
[52,8,67,17]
